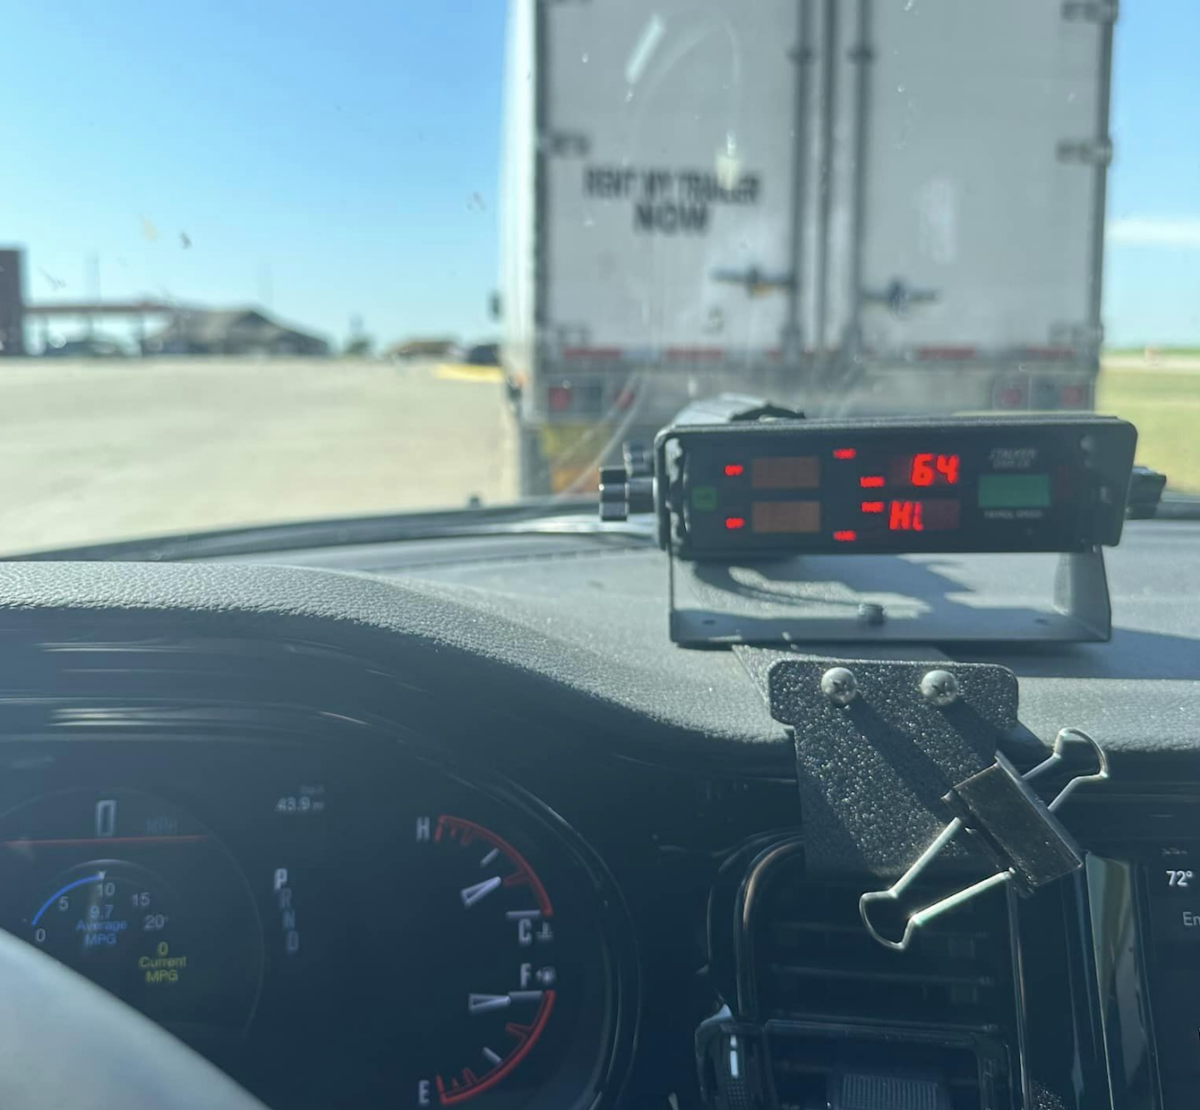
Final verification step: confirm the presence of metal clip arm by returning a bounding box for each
[859,728,1108,951]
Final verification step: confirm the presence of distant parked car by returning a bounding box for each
[465,342,499,366]
[384,337,459,361]
[43,337,129,358]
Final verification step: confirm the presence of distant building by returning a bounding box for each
[144,308,329,356]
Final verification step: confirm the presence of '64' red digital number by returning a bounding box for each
[910,453,960,487]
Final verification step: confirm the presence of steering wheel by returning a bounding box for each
[0,929,266,1110]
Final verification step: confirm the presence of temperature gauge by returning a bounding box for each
[391,804,632,1110]
[411,816,559,1106]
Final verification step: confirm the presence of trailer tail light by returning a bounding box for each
[996,384,1026,409]
[1059,383,1090,409]
[547,385,573,412]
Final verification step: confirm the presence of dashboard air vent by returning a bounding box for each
[753,860,1016,1110]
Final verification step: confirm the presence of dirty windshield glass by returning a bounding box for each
[0,1,1195,554]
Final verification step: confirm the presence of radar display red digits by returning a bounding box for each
[670,416,1135,557]
[936,454,960,484]
[898,453,961,487]
[888,499,961,533]
[889,501,924,532]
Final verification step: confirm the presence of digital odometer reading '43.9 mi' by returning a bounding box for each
[672,417,1137,557]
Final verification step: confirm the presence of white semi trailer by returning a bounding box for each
[498,0,1115,493]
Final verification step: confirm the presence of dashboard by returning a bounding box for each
[0,523,1196,1110]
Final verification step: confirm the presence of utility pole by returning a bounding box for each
[86,252,101,339]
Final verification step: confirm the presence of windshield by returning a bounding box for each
[1,0,1194,555]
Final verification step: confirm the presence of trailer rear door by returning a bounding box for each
[541,0,801,360]
[821,0,1111,364]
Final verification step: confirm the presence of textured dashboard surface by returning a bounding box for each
[0,518,1196,770]
[388,521,1200,763]
[0,560,785,762]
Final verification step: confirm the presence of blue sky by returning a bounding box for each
[1,0,508,350]
[1,0,1197,350]
[1104,0,1200,345]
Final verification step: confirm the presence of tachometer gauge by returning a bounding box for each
[0,789,262,1034]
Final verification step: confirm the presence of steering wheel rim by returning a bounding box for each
[0,928,266,1110]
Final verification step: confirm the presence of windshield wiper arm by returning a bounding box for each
[1150,493,1200,521]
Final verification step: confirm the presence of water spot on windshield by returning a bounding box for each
[581,52,589,64]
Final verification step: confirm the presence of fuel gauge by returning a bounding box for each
[414,815,561,1105]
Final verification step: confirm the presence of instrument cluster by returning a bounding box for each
[0,736,636,1110]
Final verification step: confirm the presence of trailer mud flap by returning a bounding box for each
[539,423,613,494]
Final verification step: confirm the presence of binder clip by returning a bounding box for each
[859,727,1109,951]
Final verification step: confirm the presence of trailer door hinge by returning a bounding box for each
[1056,138,1113,166]
[1051,321,1104,351]
[549,323,592,349]
[544,131,590,158]
[862,279,938,317]
[1062,0,1118,23]
[711,267,795,296]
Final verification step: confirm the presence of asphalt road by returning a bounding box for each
[0,358,516,556]
[2,354,1190,556]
